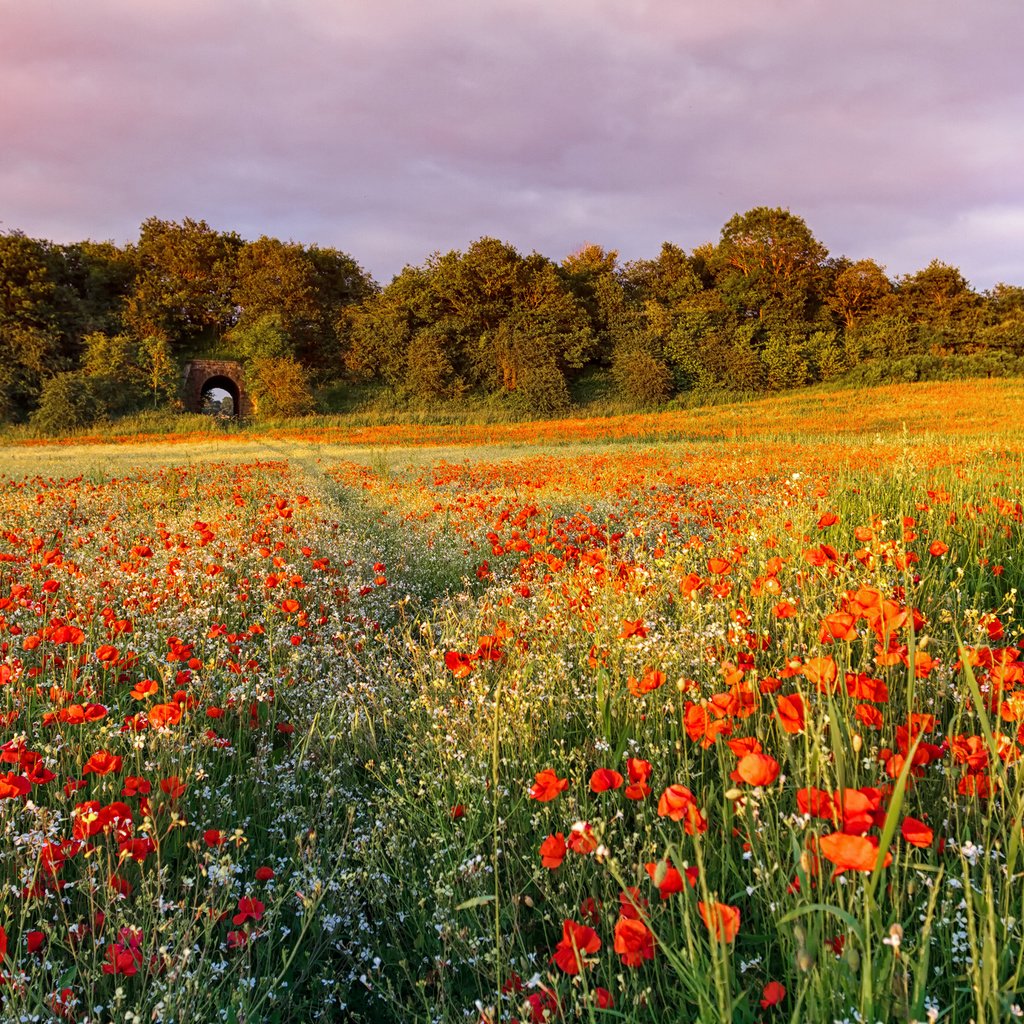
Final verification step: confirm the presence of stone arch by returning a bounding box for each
[182,360,254,417]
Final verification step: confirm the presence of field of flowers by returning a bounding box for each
[2,380,1024,1023]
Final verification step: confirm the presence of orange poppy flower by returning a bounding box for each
[698,901,740,942]
[567,822,598,855]
[620,619,648,639]
[735,752,780,787]
[820,612,857,643]
[529,768,569,802]
[818,832,892,876]
[628,666,666,696]
[803,656,839,692]
[148,703,182,729]
[130,679,159,700]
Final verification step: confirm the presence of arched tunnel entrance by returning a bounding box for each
[200,375,240,417]
[182,360,254,417]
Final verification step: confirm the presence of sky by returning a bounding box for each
[1,0,1022,290]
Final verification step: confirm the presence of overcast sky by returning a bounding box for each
[1,0,1022,289]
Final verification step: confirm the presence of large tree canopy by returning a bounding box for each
[1,207,1021,427]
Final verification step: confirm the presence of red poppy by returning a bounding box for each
[776,693,806,735]
[160,775,186,799]
[233,896,266,926]
[529,768,568,802]
[901,816,934,848]
[645,858,696,898]
[761,981,787,1009]
[444,651,474,678]
[0,772,31,799]
[625,756,653,800]
[796,787,835,819]
[83,751,123,776]
[613,916,656,966]
[551,918,601,974]
[657,784,707,834]
[539,832,567,869]
[589,767,624,792]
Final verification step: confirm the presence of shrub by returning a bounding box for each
[30,372,106,434]
[246,356,315,418]
[612,345,674,406]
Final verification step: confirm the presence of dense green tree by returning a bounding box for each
[611,343,674,405]
[233,238,320,348]
[78,331,180,415]
[896,260,983,355]
[978,284,1024,357]
[225,312,294,363]
[826,259,894,330]
[30,371,105,433]
[124,217,241,351]
[710,207,829,322]
[52,240,135,340]
[345,265,437,385]
[0,232,68,419]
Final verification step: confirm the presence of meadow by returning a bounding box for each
[1,378,1023,1023]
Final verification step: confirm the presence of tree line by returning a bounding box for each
[2,208,1022,428]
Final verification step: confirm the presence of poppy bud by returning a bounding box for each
[652,859,669,888]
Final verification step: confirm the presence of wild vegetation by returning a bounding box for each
[2,210,1023,432]
[1,379,1023,1022]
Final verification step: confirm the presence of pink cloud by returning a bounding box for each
[1,0,1022,287]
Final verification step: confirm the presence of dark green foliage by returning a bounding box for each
[30,372,106,433]
[611,344,674,406]
[1,209,1023,428]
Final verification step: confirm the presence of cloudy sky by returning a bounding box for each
[1,0,1022,289]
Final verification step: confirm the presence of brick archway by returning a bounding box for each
[182,360,254,417]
